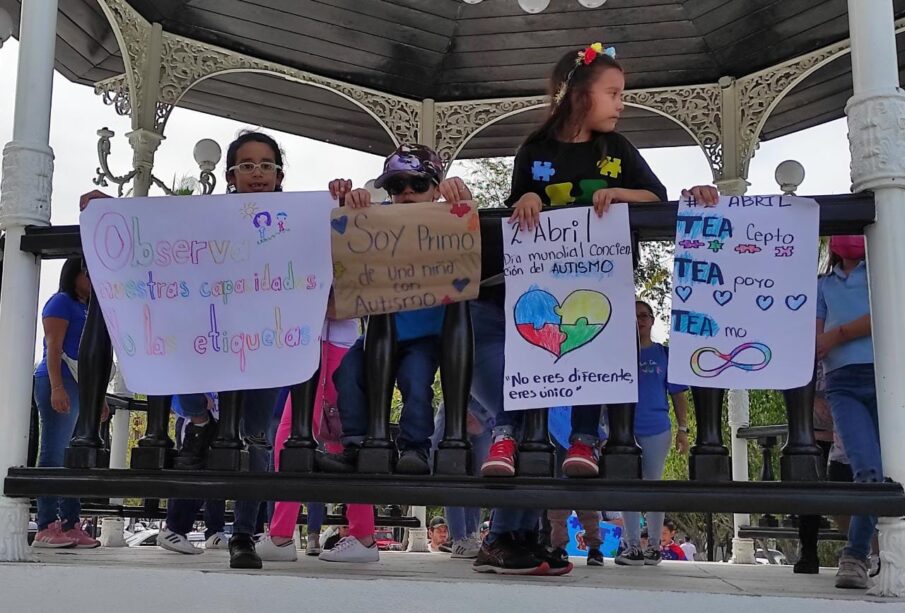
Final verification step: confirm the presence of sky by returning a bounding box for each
[0,38,855,360]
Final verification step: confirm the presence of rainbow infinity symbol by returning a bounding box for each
[690,342,772,378]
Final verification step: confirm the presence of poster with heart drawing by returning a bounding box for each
[667,194,819,390]
[502,205,638,411]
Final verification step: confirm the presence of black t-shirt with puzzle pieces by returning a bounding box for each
[504,131,668,207]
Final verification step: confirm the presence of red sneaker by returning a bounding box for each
[481,437,517,477]
[65,525,101,549]
[562,441,599,477]
[32,521,77,548]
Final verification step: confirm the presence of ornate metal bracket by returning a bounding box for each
[94,127,138,197]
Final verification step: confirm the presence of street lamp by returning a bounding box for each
[94,127,222,196]
[193,138,221,195]
[774,160,805,195]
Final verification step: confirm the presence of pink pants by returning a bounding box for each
[270,341,374,539]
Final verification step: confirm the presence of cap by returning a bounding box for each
[373,143,444,189]
[429,516,448,529]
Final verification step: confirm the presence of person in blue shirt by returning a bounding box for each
[816,234,879,590]
[317,144,474,477]
[615,299,689,567]
[32,258,101,549]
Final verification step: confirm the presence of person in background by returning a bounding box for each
[679,536,698,561]
[31,259,102,549]
[428,516,450,553]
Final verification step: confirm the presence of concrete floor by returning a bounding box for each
[3,548,903,612]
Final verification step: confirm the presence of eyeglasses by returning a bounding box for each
[384,175,433,196]
[228,162,282,175]
[636,312,654,321]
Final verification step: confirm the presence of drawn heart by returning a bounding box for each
[452,278,470,293]
[331,215,348,235]
[675,286,693,303]
[756,295,774,311]
[514,288,612,361]
[713,290,733,306]
[785,294,807,311]
[450,202,472,218]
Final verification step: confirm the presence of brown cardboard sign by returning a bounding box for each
[330,200,482,319]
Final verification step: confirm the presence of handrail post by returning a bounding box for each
[435,301,473,475]
[601,403,642,478]
[130,395,174,469]
[689,387,730,481]
[281,371,320,472]
[206,390,248,471]
[358,314,397,474]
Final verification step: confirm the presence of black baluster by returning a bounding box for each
[688,387,730,481]
[780,367,822,481]
[206,390,248,471]
[66,290,111,468]
[517,409,555,477]
[357,314,397,474]
[600,403,642,479]
[435,302,473,475]
[281,371,320,472]
[131,395,175,469]
[757,434,779,527]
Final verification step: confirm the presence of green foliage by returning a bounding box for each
[461,158,513,209]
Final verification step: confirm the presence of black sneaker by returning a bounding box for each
[173,418,217,470]
[229,533,262,569]
[550,546,569,563]
[315,446,359,473]
[615,545,645,566]
[473,534,549,575]
[587,547,605,566]
[522,538,573,576]
[643,546,662,566]
[395,449,431,475]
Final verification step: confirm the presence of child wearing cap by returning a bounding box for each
[317,144,474,482]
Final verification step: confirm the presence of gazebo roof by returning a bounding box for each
[4,0,905,158]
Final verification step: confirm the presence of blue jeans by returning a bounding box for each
[335,335,440,451]
[431,401,493,541]
[168,387,282,537]
[570,405,602,445]
[825,363,882,560]
[166,498,226,538]
[622,428,672,548]
[34,376,81,530]
[469,300,543,542]
[307,502,326,533]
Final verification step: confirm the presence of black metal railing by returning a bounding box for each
[8,194,904,518]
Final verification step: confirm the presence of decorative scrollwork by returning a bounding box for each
[154,33,418,145]
[434,97,547,162]
[736,40,849,178]
[98,0,150,99]
[0,142,54,229]
[625,85,723,178]
[95,76,132,117]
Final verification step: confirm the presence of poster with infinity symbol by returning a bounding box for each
[667,194,819,390]
[502,205,638,411]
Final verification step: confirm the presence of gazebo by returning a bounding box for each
[2,0,905,600]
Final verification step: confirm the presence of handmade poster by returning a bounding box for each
[668,194,819,389]
[330,200,481,319]
[502,205,638,411]
[565,513,623,559]
[79,192,335,395]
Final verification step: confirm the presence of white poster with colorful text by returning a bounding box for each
[502,206,638,411]
[668,194,819,390]
[80,192,335,394]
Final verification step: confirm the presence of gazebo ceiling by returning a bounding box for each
[4,0,905,158]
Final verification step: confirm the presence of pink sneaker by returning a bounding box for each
[64,525,101,549]
[32,521,77,548]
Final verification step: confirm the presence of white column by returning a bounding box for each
[727,390,756,564]
[847,0,905,597]
[406,505,429,552]
[0,0,59,562]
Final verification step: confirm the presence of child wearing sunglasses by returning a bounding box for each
[318,145,473,487]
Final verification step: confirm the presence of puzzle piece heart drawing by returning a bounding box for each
[514,289,612,360]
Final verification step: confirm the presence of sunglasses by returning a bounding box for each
[228,162,282,175]
[384,175,433,196]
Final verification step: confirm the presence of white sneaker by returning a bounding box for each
[450,535,481,559]
[256,535,298,562]
[306,533,322,556]
[204,532,229,550]
[158,528,203,555]
[318,537,379,563]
